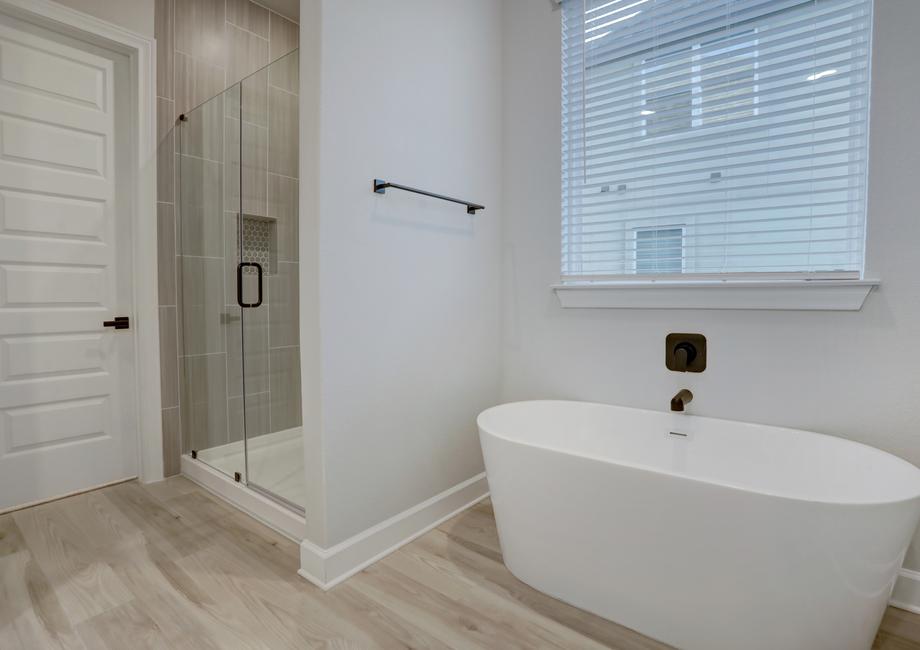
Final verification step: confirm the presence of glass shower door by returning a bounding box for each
[238,51,304,511]
[177,84,247,482]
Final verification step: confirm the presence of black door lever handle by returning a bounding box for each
[104,316,130,330]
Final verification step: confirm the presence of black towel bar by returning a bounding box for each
[373,179,484,214]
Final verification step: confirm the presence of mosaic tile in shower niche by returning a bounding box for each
[239,215,278,275]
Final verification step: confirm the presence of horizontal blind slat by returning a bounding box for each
[565,172,865,212]
[564,208,862,234]
[565,224,864,246]
[570,64,870,137]
[567,18,871,100]
[569,118,866,174]
[573,89,870,151]
[570,146,867,192]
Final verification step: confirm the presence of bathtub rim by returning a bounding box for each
[478,399,920,508]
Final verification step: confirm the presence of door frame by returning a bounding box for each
[0,0,162,482]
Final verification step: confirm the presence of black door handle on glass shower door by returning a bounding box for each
[237,262,263,308]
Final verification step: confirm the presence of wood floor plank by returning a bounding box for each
[59,490,145,553]
[413,528,672,650]
[0,541,85,649]
[323,582,458,650]
[12,502,134,626]
[75,599,172,650]
[437,507,504,561]
[883,607,920,643]
[99,481,214,558]
[348,563,505,650]
[4,479,920,650]
[0,512,27,557]
[382,545,612,650]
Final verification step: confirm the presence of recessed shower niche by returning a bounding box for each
[240,215,278,277]
[176,49,303,513]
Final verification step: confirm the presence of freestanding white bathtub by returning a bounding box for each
[478,400,920,650]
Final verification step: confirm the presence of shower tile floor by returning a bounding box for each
[2,477,918,649]
[197,427,305,508]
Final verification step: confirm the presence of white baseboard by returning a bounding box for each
[891,569,920,614]
[181,454,306,542]
[299,473,489,590]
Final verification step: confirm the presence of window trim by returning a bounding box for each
[551,277,879,311]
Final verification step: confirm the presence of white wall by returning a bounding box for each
[299,0,326,545]
[53,0,153,37]
[501,0,920,568]
[308,0,503,546]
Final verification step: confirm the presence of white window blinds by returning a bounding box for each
[561,0,873,281]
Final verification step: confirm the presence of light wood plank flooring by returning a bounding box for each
[1,477,918,649]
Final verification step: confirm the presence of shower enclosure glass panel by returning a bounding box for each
[177,50,303,511]
[242,51,304,510]
[178,88,241,480]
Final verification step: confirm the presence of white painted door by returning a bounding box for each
[0,13,138,510]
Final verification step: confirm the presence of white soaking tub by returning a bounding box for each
[477,400,920,650]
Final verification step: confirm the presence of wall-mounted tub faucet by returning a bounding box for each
[671,389,693,412]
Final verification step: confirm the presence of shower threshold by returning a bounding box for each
[181,428,306,542]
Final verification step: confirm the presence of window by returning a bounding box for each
[635,227,685,273]
[641,30,757,137]
[561,0,873,282]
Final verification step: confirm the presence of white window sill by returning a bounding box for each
[551,279,879,311]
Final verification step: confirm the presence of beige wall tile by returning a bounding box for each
[227,0,269,39]
[268,87,298,177]
[177,93,224,162]
[179,256,226,356]
[227,294,269,397]
[181,353,229,451]
[269,347,301,431]
[269,12,298,61]
[161,407,181,476]
[241,67,269,127]
[224,117,268,218]
[241,122,268,216]
[175,52,225,117]
[155,0,174,99]
[223,211,240,304]
[178,154,224,257]
[269,262,298,349]
[158,306,179,408]
[157,203,176,305]
[267,173,298,262]
[157,97,175,146]
[175,0,225,67]
[228,392,270,443]
[227,24,270,86]
[174,257,185,355]
[269,50,298,95]
[156,98,175,202]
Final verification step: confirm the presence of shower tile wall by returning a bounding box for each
[156,0,300,475]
